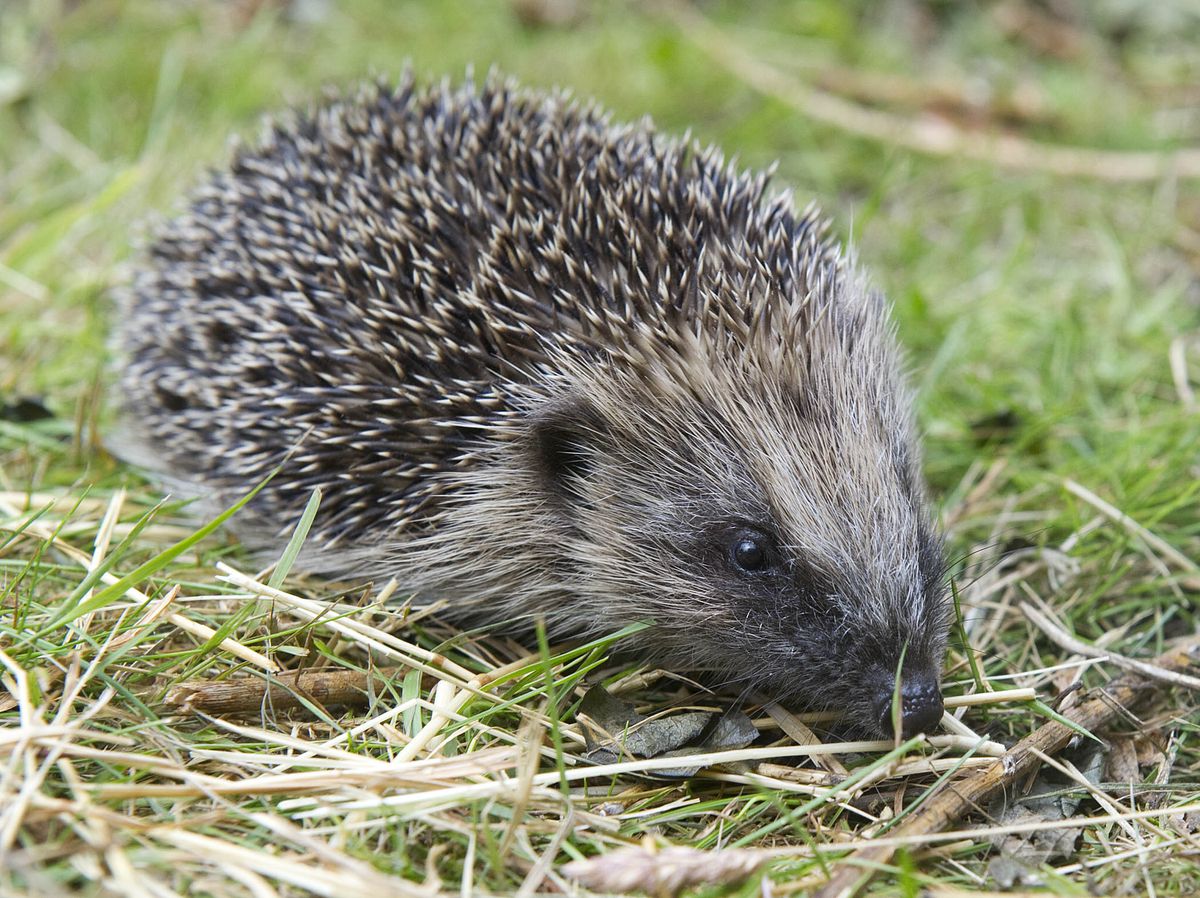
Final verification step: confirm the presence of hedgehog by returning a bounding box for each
[114,73,950,738]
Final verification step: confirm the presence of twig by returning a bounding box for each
[1022,598,1200,691]
[165,667,403,716]
[945,688,1036,707]
[809,638,1200,898]
[666,2,1200,183]
[809,64,1053,128]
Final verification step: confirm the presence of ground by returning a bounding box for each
[1,1,1199,895]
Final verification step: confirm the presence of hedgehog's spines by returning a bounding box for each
[116,73,947,737]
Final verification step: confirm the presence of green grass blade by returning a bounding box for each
[268,487,322,589]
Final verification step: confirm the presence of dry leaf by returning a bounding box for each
[563,844,768,897]
[1105,736,1140,783]
[577,685,758,777]
[987,742,1105,887]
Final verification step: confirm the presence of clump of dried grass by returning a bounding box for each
[2,474,1196,897]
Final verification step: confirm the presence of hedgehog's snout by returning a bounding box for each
[872,669,944,739]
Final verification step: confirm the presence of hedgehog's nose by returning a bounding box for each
[875,671,944,739]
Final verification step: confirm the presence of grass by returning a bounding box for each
[2,0,1200,895]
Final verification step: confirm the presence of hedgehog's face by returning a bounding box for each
[525,352,950,739]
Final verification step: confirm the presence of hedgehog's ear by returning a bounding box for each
[529,399,606,502]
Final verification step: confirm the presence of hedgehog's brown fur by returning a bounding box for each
[115,73,950,737]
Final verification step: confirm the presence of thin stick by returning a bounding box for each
[666,2,1200,183]
[1022,599,1200,691]
[809,639,1200,898]
[165,667,404,716]
[945,688,1036,707]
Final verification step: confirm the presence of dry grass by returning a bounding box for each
[2,460,1197,895]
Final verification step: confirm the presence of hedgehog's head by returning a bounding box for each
[514,278,950,739]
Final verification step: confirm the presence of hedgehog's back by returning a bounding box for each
[115,74,828,545]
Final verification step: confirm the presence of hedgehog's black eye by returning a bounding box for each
[730,532,769,573]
